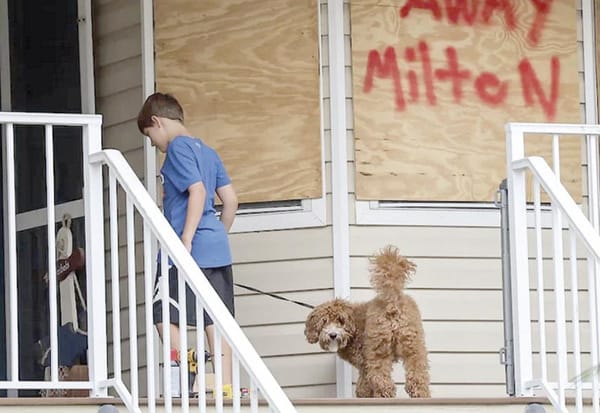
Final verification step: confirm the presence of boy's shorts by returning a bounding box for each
[153,265,234,328]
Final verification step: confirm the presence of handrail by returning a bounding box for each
[511,156,600,257]
[506,122,600,413]
[0,111,102,125]
[90,149,297,412]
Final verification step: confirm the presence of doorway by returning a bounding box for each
[0,0,92,394]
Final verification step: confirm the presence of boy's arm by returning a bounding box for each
[181,181,207,252]
[216,184,238,232]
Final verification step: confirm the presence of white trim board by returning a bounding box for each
[230,198,326,233]
[356,200,502,227]
[356,200,583,229]
[77,0,95,114]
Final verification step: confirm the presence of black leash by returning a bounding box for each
[234,283,315,309]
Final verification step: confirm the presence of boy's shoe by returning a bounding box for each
[222,383,233,400]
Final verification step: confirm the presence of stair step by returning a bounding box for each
[0,396,565,413]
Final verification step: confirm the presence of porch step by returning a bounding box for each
[0,397,569,413]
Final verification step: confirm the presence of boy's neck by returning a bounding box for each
[163,118,191,142]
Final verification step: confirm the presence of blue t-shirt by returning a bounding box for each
[161,135,232,268]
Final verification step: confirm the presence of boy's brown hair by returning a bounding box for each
[137,92,184,133]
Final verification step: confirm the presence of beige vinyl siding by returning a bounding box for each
[231,230,335,395]
[93,0,144,168]
[578,0,593,212]
[92,0,148,397]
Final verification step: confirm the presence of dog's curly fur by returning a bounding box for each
[304,245,430,398]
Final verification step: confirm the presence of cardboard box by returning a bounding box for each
[42,365,89,397]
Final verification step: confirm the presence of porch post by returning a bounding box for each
[327,0,352,398]
[141,0,157,204]
[83,119,108,396]
[505,123,533,396]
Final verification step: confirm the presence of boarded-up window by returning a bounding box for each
[154,0,321,203]
[352,1,581,202]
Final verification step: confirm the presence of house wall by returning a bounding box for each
[231,0,591,399]
[89,0,593,400]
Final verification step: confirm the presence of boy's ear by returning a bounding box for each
[150,115,161,127]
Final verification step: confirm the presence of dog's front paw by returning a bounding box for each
[372,384,396,398]
[405,381,431,398]
[369,376,396,398]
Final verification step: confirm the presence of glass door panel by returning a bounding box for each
[16,218,86,392]
[1,0,86,391]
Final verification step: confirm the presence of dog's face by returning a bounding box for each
[304,299,356,352]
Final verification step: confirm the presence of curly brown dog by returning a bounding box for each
[304,245,430,398]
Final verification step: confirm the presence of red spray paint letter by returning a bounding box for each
[405,47,420,101]
[418,41,437,105]
[519,56,560,121]
[528,0,553,46]
[444,0,480,25]
[400,0,443,20]
[434,46,471,102]
[364,47,405,111]
[475,72,508,105]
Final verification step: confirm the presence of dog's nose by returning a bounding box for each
[328,332,338,340]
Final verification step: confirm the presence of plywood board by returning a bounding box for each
[154,0,322,203]
[352,0,582,201]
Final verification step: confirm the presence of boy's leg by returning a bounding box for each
[153,266,196,354]
[153,266,183,351]
[155,322,182,352]
[205,324,232,385]
[201,265,235,398]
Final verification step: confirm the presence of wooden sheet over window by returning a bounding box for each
[154,0,321,203]
[352,0,581,202]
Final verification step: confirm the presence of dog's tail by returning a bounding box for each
[369,245,416,303]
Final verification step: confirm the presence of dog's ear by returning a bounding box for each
[339,308,357,336]
[304,310,323,344]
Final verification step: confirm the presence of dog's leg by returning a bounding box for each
[363,356,396,398]
[362,317,397,397]
[401,350,431,398]
[395,302,431,398]
[365,367,396,397]
[355,370,372,397]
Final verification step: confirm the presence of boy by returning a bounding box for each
[137,92,238,397]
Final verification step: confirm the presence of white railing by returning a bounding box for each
[0,112,297,413]
[507,122,600,413]
[0,112,105,396]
